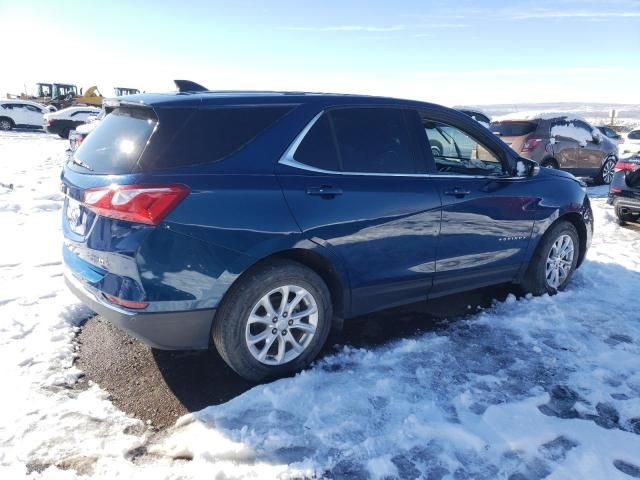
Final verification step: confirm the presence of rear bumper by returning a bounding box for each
[609,194,640,214]
[65,272,214,350]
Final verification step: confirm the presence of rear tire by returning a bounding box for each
[0,117,14,131]
[597,157,616,185]
[212,260,332,382]
[521,221,579,296]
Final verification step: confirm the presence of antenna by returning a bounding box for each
[173,80,208,93]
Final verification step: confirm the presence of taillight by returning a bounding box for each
[83,184,190,225]
[521,137,544,153]
[614,161,640,172]
[47,118,55,125]
[103,293,149,310]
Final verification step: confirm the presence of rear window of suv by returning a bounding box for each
[71,105,294,174]
[72,107,157,174]
[490,121,537,137]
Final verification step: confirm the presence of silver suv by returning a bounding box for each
[490,113,618,184]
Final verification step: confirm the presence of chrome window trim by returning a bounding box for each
[278,110,517,180]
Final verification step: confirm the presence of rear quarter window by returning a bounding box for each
[490,121,538,137]
[139,105,294,171]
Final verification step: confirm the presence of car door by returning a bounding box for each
[277,107,441,316]
[573,120,604,175]
[415,109,537,296]
[9,104,27,125]
[23,104,43,127]
[549,119,581,172]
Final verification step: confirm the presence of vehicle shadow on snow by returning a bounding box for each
[76,282,519,429]
[149,284,520,413]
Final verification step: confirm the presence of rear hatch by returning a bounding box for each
[490,121,538,152]
[61,100,296,303]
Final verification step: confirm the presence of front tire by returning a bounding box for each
[0,118,14,131]
[521,221,579,295]
[212,260,332,381]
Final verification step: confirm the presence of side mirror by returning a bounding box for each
[592,131,602,144]
[516,158,539,177]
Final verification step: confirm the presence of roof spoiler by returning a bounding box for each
[174,80,208,93]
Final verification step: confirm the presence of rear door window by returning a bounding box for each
[490,121,537,137]
[329,107,416,174]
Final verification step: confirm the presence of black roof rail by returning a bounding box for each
[174,80,208,93]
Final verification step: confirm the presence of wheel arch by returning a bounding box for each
[0,116,15,128]
[219,246,350,333]
[558,212,588,267]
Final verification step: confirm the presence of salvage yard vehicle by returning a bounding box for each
[620,127,640,156]
[609,153,640,224]
[44,106,101,138]
[490,113,619,184]
[0,99,49,131]
[114,87,141,96]
[61,91,593,381]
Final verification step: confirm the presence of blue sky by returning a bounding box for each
[1,0,639,105]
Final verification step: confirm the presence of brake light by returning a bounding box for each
[614,161,640,172]
[47,118,56,125]
[83,184,190,225]
[521,137,544,153]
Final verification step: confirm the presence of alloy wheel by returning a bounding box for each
[245,285,319,365]
[0,120,11,131]
[545,234,575,289]
[602,159,615,185]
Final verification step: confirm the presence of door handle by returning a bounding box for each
[444,188,471,198]
[306,185,343,197]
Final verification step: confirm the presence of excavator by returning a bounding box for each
[6,83,104,109]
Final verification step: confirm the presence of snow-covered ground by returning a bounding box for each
[1,131,639,479]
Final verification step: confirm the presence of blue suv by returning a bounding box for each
[62,91,593,381]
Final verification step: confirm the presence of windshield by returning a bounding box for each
[490,121,537,137]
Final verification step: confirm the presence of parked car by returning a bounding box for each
[0,99,49,131]
[608,153,640,224]
[62,92,593,381]
[457,108,491,127]
[44,106,101,138]
[490,112,618,184]
[68,108,105,153]
[619,127,640,157]
[597,125,623,143]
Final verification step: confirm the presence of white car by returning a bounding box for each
[43,106,101,138]
[620,127,640,157]
[0,99,49,131]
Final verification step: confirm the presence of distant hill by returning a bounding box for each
[467,102,640,127]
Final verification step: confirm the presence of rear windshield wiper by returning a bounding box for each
[72,157,94,171]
